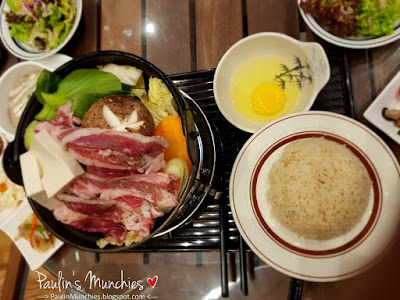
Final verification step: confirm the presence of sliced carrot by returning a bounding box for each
[29,214,38,248]
[154,116,192,172]
[0,182,7,193]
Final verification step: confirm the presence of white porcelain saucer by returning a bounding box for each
[230,111,400,281]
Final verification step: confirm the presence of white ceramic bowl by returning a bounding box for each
[0,0,82,60]
[298,0,400,49]
[0,54,72,141]
[214,32,330,133]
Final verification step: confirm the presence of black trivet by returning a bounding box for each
[133,52,354,299]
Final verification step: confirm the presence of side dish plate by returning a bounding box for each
[230,111,400,281]
[364,71,400,145]
[0,201,64,270]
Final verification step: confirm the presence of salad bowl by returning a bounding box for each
[298,0,400,49]
[3,51,221,252]
[0,0,82,60]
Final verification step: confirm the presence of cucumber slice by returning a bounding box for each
[24,120,38,150]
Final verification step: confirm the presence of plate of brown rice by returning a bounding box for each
[230,111,400,281]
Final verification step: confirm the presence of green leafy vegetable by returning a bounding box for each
[8,22,33,43]
[35,104,57,121]
[5,0,19,13]
[35,70,62,104]
[356,0,400,37]
[35,69,122,119]
[34,70,62,122]
[41,69,122,106]
[141,77,178,125]
[300,0,400,37]
[71,93,103,119]
[122,83,134,93]
[24,67,140,149]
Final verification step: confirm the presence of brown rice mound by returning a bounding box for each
[267,137,371,240]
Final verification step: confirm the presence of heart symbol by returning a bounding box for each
[147,276,158,288]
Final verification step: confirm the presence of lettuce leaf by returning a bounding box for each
[5,0,20,13]
[8,22,33,42]
[356,0,400,37]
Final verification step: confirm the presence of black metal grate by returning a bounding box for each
[130,53,354,298]
[134,53,354,252]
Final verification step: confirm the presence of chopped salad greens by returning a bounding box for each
[356,0,400,37]
[5,0,76,51]
[300,0,400,38]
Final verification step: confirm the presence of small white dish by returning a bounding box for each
[298,0,400,49]
[214,32,330,133]
[0,0,82,60]
[0,54,72,142]
[364,71,400,144]
[0,201,63,270]
[1,132,22,228]
[0,199,22,229]
[230,111,400,281]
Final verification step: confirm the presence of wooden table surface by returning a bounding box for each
[1,1,400,299]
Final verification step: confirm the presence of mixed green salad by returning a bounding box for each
[5,0,76,51]
[300,0,400,38]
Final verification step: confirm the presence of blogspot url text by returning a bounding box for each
[41,294,155,300]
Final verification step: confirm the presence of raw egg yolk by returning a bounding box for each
[251,83,286,115]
